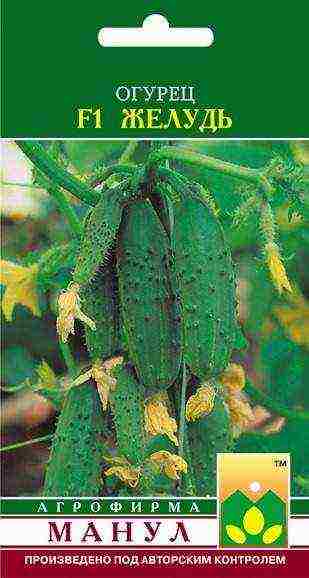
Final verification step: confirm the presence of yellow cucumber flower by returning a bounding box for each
[56,282,96,342]
[226,394,254,437]
[150,451,187,480]
[92,357,122,410]
[0,260,40,321]
[219,363,246,393]
[145,393,178,445]
[264,242,292,294]
[71,356,123,410]
[105,466,140,488]
[186,383,216,422]
[104,455,140,488]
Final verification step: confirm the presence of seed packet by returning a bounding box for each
[1,3,309,577]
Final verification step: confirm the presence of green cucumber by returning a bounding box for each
[44,383,107,496]
[188,389,233,495]
[117,200,181,394]
[111,363,145,465]
[73,179,141,286]
[79,251,122,361]
[170,172,237,379]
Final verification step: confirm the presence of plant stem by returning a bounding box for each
[178,363,187,457]
[0,434,53,453]
[59,341,76,379]
[150,146,274,196]
[49,186,83,238]
[0,382,28,393]
[1,180,43,189]
[16,140,99,206]
[245,379,309,421]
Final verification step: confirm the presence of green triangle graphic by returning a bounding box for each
[220,489,287,547]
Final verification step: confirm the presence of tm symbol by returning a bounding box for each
[274,459,287,467]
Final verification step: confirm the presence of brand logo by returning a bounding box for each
[218,454,289,548]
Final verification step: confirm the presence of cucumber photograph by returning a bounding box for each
[1,139,309,497]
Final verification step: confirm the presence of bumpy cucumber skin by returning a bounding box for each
[73,184,126,286]
[173,194,237,380]
[188,390,233,495]
[111,364,145,465]
[117,201,181,394]
[73,179,144,286]
[80,251,122,361]
[44,383,106,496]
